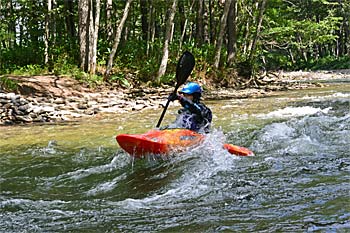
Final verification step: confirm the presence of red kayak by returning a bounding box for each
[116,129,254,158]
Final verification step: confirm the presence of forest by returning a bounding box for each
[0,0,349,87]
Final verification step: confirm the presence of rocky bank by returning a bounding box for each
[1,70,349,125]
[0,83,171,125]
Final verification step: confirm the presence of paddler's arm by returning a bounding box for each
[178,96,204,116]
[168,93,203,116]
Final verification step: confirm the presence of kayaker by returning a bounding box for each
[167,82,212,133]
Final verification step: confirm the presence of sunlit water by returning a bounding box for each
[1,82,349,232]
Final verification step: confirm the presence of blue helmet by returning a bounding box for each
[179,82,202,95]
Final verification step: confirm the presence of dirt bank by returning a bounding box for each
[1,70,349,125]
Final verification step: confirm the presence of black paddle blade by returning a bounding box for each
[175,51,195,88]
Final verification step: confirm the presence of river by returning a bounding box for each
[0,80,349,232]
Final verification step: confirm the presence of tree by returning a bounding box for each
[1,0,349,81]
[64,0,76,40]
[78,0,100,74]
[248,0,267,77]
[214,0,231,69]
[78,0,89,71]
[44,0,52,65]
[89,0,101,74]
[157,0,177,82]
[104,0,133,79]
[196,0,204,46]
[227,0,238,66]
[106,0,113,41]
[178,0,195,54]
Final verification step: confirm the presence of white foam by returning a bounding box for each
[0,198,68,208]
[45,155,126,185]
[257,106,331,119]
[300,92,350,101]
[86,173,127,196]
[332,92,350,98]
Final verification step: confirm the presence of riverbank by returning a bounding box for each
[1,70,349,125]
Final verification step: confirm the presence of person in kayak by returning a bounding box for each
[167,82,212,133]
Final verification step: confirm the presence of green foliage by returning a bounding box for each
[0,0,349,85]
[0,46,43,72]
[52,54,80,76]
[51,55,103,87]
[159,73,176,84]
[309,56,350,70]
[11,64,46,76]
[75,73,104,88]
[109,73,131,88]
[0,76,18,91]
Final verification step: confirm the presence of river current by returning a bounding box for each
[1,81,349,232]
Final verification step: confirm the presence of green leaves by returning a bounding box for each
[0,0,348,82]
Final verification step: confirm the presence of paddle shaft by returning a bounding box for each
[156,88,178,128]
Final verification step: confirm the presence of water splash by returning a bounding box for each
[257,106,331,119]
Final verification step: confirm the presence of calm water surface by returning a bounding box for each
[1,81,349,232]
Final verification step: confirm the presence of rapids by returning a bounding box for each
[1,81,349,232]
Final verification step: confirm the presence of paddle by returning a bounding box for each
[156,51,195,128]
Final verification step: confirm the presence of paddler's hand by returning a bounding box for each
[168,93,180,102]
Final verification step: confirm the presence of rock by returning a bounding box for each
[84,108,99,115]
[87,101,98,107]
[0,98,9,104]
[54,98,66,104]
[77,103,88,109]
[42,106,55,112]
[18,104,31,113]
[132,104,145,111]
[70,112,82,118]
[32,105,55,114]
[4,120,14,125]
[15,115,33,122]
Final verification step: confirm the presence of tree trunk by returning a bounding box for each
[19,21,24,47]
[203,1,210,44]
[140,0,148,41]
[147,2,156,56]
[64,0,76,39]
[178,0,185,40]
[44,0,52,65]
[179,0,195,54]
[106,0,113,41]
[104,0,133,79]
[248,0,267,62]
[214,0,232,69]
[227,0,238,66]
[89,0,100,74]
[208,0,214,44]
[29,1,39,53]
[196,0,204,46]
[78,0,89,71]
[157,0,177,82]
[7,0,16,48]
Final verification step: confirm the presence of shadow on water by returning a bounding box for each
[1,83,350,232]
